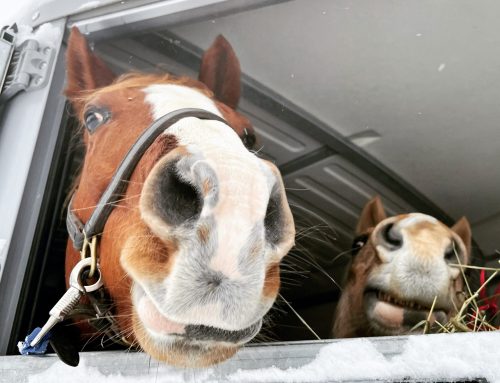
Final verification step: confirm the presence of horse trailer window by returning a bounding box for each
[1,0,499,382]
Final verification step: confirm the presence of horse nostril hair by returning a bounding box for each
[381,223,403,249]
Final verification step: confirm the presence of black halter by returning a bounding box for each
[66,108,227,251]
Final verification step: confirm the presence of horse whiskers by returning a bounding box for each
[279,280,304,288]
[267,304,288,315]
[70,193,142,212]
[329,247,356,264]
[294,223,331,237]
[285,252,341,289]
[294,226,335,242]
[250,145,265,156]
[251,332,279,343]
[277,293,321,340]
[118,179,145,185]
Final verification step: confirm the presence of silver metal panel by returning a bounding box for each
[69,0,285,37]
[239,99,322,166]
[0,333,496,382]
[0,19,66,354]
[5,0,126,27]
[285,155,415,252]
[96,38,198,76]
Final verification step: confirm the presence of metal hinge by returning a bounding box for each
[0,25,55,105]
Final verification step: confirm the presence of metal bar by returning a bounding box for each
[0,19,66,355]
[69,0,290,39]
[0,332,496,382]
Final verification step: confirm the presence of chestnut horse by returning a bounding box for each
[333,196,471,338]
[64,28,295,367]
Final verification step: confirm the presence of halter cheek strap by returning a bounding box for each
[66,108,227,251]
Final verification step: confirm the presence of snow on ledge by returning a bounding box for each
[229,333,500,382]
[23,332,500,383]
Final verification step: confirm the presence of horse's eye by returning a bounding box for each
[351,234,368,256]
[445,241,458,262]
[84,107,110,133]
[242,128,256,149]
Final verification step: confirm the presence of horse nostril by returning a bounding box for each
[381,223,403,249]
[153,163,203,226]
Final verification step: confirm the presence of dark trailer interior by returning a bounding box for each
[6,0,500,353]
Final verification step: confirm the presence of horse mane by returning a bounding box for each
[70,72,215,120]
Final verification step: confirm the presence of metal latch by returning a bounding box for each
[0,26,55,104]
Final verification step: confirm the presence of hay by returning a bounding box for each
[436,254,500,333]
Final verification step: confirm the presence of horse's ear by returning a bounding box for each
[65,27,115,110]
[451,217,472,262]
[199,35,241,109]
[356,196,387,235]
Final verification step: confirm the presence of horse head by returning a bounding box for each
[333,196,471,338]
[64,28,295,367]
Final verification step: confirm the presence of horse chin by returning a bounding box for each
[364,289,450,336]
[131,314,239,367]
[129,283,262,366]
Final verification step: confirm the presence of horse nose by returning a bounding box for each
[378,222,403,251]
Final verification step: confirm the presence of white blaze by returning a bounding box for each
[398,213,438,229]
[143,84,272,282]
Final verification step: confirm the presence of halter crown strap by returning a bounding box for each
[66,108,227,250]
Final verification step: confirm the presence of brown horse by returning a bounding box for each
[64,28,295,367]
[333,196,471,338]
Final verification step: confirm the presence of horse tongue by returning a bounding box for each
[138,296,186,335]
[373,301,404,328]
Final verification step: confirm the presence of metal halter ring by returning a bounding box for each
[70,257,103,293]
[80,232,98,279]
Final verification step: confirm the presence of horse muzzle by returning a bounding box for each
[131,283,262,366]
[363,288,451,335]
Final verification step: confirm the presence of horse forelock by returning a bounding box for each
[73,73,213,118]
